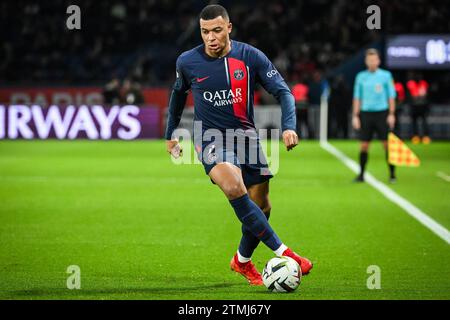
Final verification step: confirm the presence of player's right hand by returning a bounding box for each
[352,115,361,130]
[166,139,183,158]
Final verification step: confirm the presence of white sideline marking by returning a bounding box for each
[320,141,450,245]
[436,171,450,182]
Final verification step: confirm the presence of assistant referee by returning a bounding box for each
[352,48,396,183]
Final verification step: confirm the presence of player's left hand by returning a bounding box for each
[282,130,299,151]
[387,114,395,130]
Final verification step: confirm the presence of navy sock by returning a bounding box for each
[229,194,282,252]
[239,211,270,258]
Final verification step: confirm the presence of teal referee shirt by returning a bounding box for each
[353,68,396,112]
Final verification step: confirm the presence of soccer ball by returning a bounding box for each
[262,256,301,293]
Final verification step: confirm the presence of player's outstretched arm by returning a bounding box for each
[277,92,298,151]
[164,88,186,159]
[165,56,190,159]
[251,47,297,151]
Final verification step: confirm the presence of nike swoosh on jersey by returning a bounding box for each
[196,76,210,83]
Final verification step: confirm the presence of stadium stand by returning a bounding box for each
[1,0,448,98]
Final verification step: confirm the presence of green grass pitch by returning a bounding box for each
[0,139,449,300]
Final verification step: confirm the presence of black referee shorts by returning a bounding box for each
[359,110,389,142]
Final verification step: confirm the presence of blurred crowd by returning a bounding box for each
[1,0,448,87]
[0,0,448,140]
[102,77,144,105]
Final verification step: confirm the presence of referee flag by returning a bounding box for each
[388,132,420,167]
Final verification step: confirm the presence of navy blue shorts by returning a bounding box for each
[194,131,273,188]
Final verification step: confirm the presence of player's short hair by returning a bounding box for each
[365,48,380,57]
[199,4,229,21]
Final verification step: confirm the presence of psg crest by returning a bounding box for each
[234,69,244,80]
[207,145,218,163]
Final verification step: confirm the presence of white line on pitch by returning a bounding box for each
[320,141,450,245]
[436,171,450,182]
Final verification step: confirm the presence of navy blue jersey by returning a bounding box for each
[165,40,296,139]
